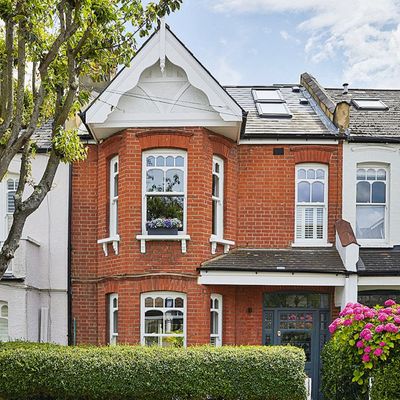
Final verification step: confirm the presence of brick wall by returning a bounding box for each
[71,128,342,344]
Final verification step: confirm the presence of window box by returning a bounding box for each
[147,227,178,236]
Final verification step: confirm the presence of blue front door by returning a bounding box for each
[263,293,330,400]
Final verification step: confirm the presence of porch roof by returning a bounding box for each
[200,248,346,274]
[358,247,400,276]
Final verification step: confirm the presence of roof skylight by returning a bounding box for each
[252,89,292,118]
[352,99,389,110]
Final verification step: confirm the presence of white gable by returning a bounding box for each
[84,24,243,141]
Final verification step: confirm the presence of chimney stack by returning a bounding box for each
[342,83,349,95]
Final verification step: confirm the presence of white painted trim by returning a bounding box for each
[335,231,359,272]
[210,293,222,347]
[291,243,333,248]
[358,276,400,286]
[209,235,235,254]
[140,291,187,347]
[109,156,119,238]
[136,234,191,254]
[238,139,339,145]
[198,270,347,286]
[351,145,398,153]
[212,156,224,241]
[39,307,49,343]
[97,235,120,256]
[108,293,118,345]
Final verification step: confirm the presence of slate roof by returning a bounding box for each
[20,120,53,150]
[225,86,337,140]
[200,248,346,273]
[326,88,400,140]
[357,247,400,276]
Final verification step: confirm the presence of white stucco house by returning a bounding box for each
[0,123,69,344]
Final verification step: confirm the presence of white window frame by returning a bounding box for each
[294,164,328,245]
[140,291,186,347]
[108,293,118,345]
[0,301,9,342]
[142,149,187,235]
[355,165,388,246]
[210,294,222,347]
[6,177,18,215]
[109,156,119,238]
[212,156,224,239]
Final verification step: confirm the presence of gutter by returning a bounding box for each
[242,132,340,140]
[347,135,400,144]
[198,267,353,274]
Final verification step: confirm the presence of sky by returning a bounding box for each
[156,0,400,88]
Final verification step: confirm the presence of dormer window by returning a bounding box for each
[352,99,388,110]
[252,89,291,118]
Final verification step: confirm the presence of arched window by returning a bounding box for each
[0,302,8,342]
[141,292,186,347]
[212,156,224,239]
[109,156,119,237]
[295,165,328,243]
[210,294,222,346]
[108,294,118,345]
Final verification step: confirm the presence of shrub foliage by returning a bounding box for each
[0,343,307,400]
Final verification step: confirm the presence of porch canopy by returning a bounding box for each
[198,248,351,287]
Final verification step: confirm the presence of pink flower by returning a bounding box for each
[328,323,337,334]
[375,324,385,333]
[356,340,364,348]
[343,319,353,326]
[384,323,399,333]
[384,299,396,307]
[364,346,372,353]
[365,323,374,330]
[373,348,383,357]
[378,313,388,322]
[354,307,363,314]
[394,316,400,324]
[379,341,386,347]
[365,311,376,319]
[362,354,370,363]
[360,328,373,341]
[355,314,365,321]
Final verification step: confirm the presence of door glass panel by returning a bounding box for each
[265,293,329,309]
[279,312,313,330]
[281,332,312,362]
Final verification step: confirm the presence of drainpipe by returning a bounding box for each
[67,163,73,345]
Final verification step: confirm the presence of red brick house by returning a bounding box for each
[71,22,357,399]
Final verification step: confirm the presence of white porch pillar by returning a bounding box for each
[335,274,358,310]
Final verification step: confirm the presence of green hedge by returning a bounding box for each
[0,343,307,400]
[370,355,400,400]
[321,339,367,400]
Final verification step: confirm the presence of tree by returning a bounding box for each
[0,0,182,278]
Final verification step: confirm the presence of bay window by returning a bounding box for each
[109,156,119,237]
[108,293,118,345]
[143,150,186,234]
[141,292,186,347]
[356,166,387,241]
[0,302,8,342]
[295,165,328,244]
[210,294,222,346]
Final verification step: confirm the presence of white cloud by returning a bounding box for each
[214,57,242,85]
[280,30,301,44]
[213,0,400,87]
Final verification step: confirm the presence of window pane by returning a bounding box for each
[145,336,159,346]
[211,311,219,334]
[156,156,165,167]
[113,297,118,309]
[372,182,386,203]
[297,169,306,179]
[175,298,184,308]
[357,169,366,180]
[114,175,118,197]
[214,162,220,174]
[155,297,163,307]
[356,206,385,239]
[146,169,164,192]
[162,336,183,348]
[145,297,154,308]
[304,208,314,238]
[212,175,219,197]
[311,182,324,202]
[306,169,315,179]
[214,298,219,309]
[1,306,8,318]
[165,169,183,192]
[367,169,376,180]
[164,310,183,333]
[212,200,218,235]
[175,156,184,167]
[356,182,370,203]
[377,169,386,180]
[298,182,310,202]
[113,310,118,334]
[165,298,174,308]
[146,196,184,224]
[166,156,174,167]
[145,310,163,334]
[146,156,155,167]
[316,169,325,179]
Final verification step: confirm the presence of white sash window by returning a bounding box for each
[210,294,222,346]
[0,302,8,342]
[108,293,118,345]
[109,156,119,237]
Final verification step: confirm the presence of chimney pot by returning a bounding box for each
[342,83,349,94]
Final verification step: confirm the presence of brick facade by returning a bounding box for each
[71,127,342,345]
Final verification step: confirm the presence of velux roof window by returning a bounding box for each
[252,89,292,118]
[352,99,388,111]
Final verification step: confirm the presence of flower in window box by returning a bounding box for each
[146,218,183,235]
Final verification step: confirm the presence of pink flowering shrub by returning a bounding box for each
[329,299,400,389]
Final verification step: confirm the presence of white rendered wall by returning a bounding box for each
[0,153,69,344]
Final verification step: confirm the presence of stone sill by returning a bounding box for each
[136,234,191,254]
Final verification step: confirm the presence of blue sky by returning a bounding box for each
[156,0,400,88]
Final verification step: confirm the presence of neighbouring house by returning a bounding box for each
[0,123,69,345]
[70,22,400,400]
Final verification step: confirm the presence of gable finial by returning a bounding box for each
[159,17,166,74]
